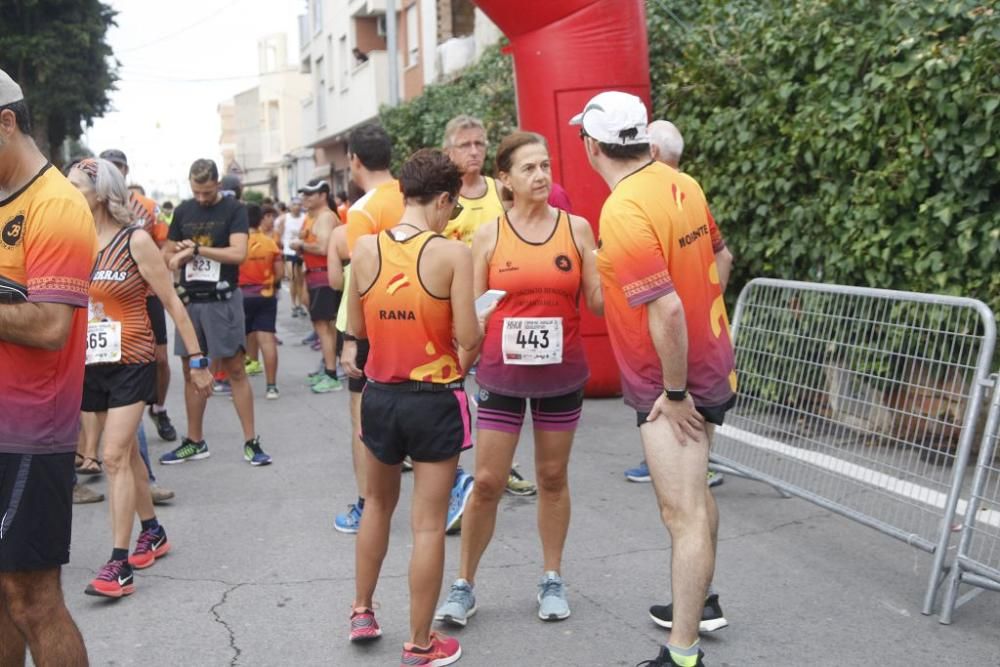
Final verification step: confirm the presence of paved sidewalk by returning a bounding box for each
[62,292,1000,666]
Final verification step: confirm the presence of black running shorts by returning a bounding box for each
[308,286,341,322]
[361,383,472,466]
[146,295,168,346]
[0,452,75,571]
[636,394,737,428]
[82,363,157,412]
[348,338,370,393]
[243,295,278,334]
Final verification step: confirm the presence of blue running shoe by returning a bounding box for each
[434,579,477,627]
[446,468,474,534]
[537,571,571,621]
[625,460,651,483]
[159,438,209,465]
[243,436,272,466]
[335,503,363,534]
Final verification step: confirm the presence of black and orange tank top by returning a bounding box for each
[361,229,462,385]
[87,225,155,365]
[476,210,589,398]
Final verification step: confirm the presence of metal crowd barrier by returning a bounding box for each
[939,375,1000,623]
[710,279,996,617]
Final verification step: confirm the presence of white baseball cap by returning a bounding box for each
[569,91,650,146]
[0,69,24,107]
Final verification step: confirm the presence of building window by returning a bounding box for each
[339,35,349,88]
[313,0,323,36]
[316,56,326,128]
[405,4,419,67]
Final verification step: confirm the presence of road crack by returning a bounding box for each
[210,583,246,667]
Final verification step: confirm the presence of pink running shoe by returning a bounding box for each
[349,608,382,642]
[400,632,461,666]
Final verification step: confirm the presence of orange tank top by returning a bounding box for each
[301,214,328,287]
[361,229,461,385]
[87,225,155,365]
[477,210,589,398]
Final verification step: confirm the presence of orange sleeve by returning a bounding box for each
[601,202,674,308]
[25,198,96,308]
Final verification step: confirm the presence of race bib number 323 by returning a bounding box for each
[185,256,221,282]
[86,321,122,365]
[501,317,563,366]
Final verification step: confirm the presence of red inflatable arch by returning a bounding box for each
[473,0,651,396]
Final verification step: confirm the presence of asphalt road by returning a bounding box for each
[62,293,1000,667]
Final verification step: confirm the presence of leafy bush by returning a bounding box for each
[648,0,1000,316]
[379,43,517,174]
[380,3,1000,323]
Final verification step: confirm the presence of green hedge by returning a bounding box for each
[381,2,1000,318]
[648,0,1000,316]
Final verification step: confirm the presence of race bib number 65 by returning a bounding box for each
[86,321,122,365]
[501,317,563,366]
[185,256,221,282]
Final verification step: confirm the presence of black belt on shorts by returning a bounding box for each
[306,267,327,273]
[184,288,235,303]
[366,379,464,393]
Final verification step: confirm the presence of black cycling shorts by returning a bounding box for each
[146,295,168,346]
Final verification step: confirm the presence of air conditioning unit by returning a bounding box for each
[376,15,387,36]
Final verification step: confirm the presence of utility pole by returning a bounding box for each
[386,0,400,106]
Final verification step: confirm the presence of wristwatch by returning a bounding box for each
[193,243,201,256]
[189,355,210,369]
[664,388,688,402]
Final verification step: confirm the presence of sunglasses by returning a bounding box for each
[578,128,589,140]
[449,200,464,220]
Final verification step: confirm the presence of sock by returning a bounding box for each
[357,496,365,510]
[706,583,716,597]
[111,547,128,562]
[153,404,166,414]
[325,367,337,378]
[141,517,160,533]
[667,641,700,667]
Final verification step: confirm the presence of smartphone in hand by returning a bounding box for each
[475,289,507,316]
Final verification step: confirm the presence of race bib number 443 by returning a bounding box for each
[185,256,221,282]
[501,317,563,365]
[86,321,122,364]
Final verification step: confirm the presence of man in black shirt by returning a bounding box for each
[161,159,272,466]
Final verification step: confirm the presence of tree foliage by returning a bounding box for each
[379,43,517,174]
[0,0,118,161]
[648,0,1000,314]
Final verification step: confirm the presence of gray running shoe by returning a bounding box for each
[434,579,477,627]
[537,571,571,621]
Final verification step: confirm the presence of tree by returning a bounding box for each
[0,0,118,163]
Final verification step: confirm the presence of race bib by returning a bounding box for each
[86,321,122,365]
[185,256,221,282]
[501,317,563,365]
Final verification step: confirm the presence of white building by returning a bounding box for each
[299,0,500,193]
[219,34,313,202]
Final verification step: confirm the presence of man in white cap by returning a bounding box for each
[572,91,737,667]
[626,121,731,494]
[0,68,92,665]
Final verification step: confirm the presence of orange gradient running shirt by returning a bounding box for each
[596,161,736,412]
[361,230,461,385]
[346,180,404,254]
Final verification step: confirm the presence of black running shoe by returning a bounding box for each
[636,646,705,666]
[149,407,178,442]
[649,593,728,633]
